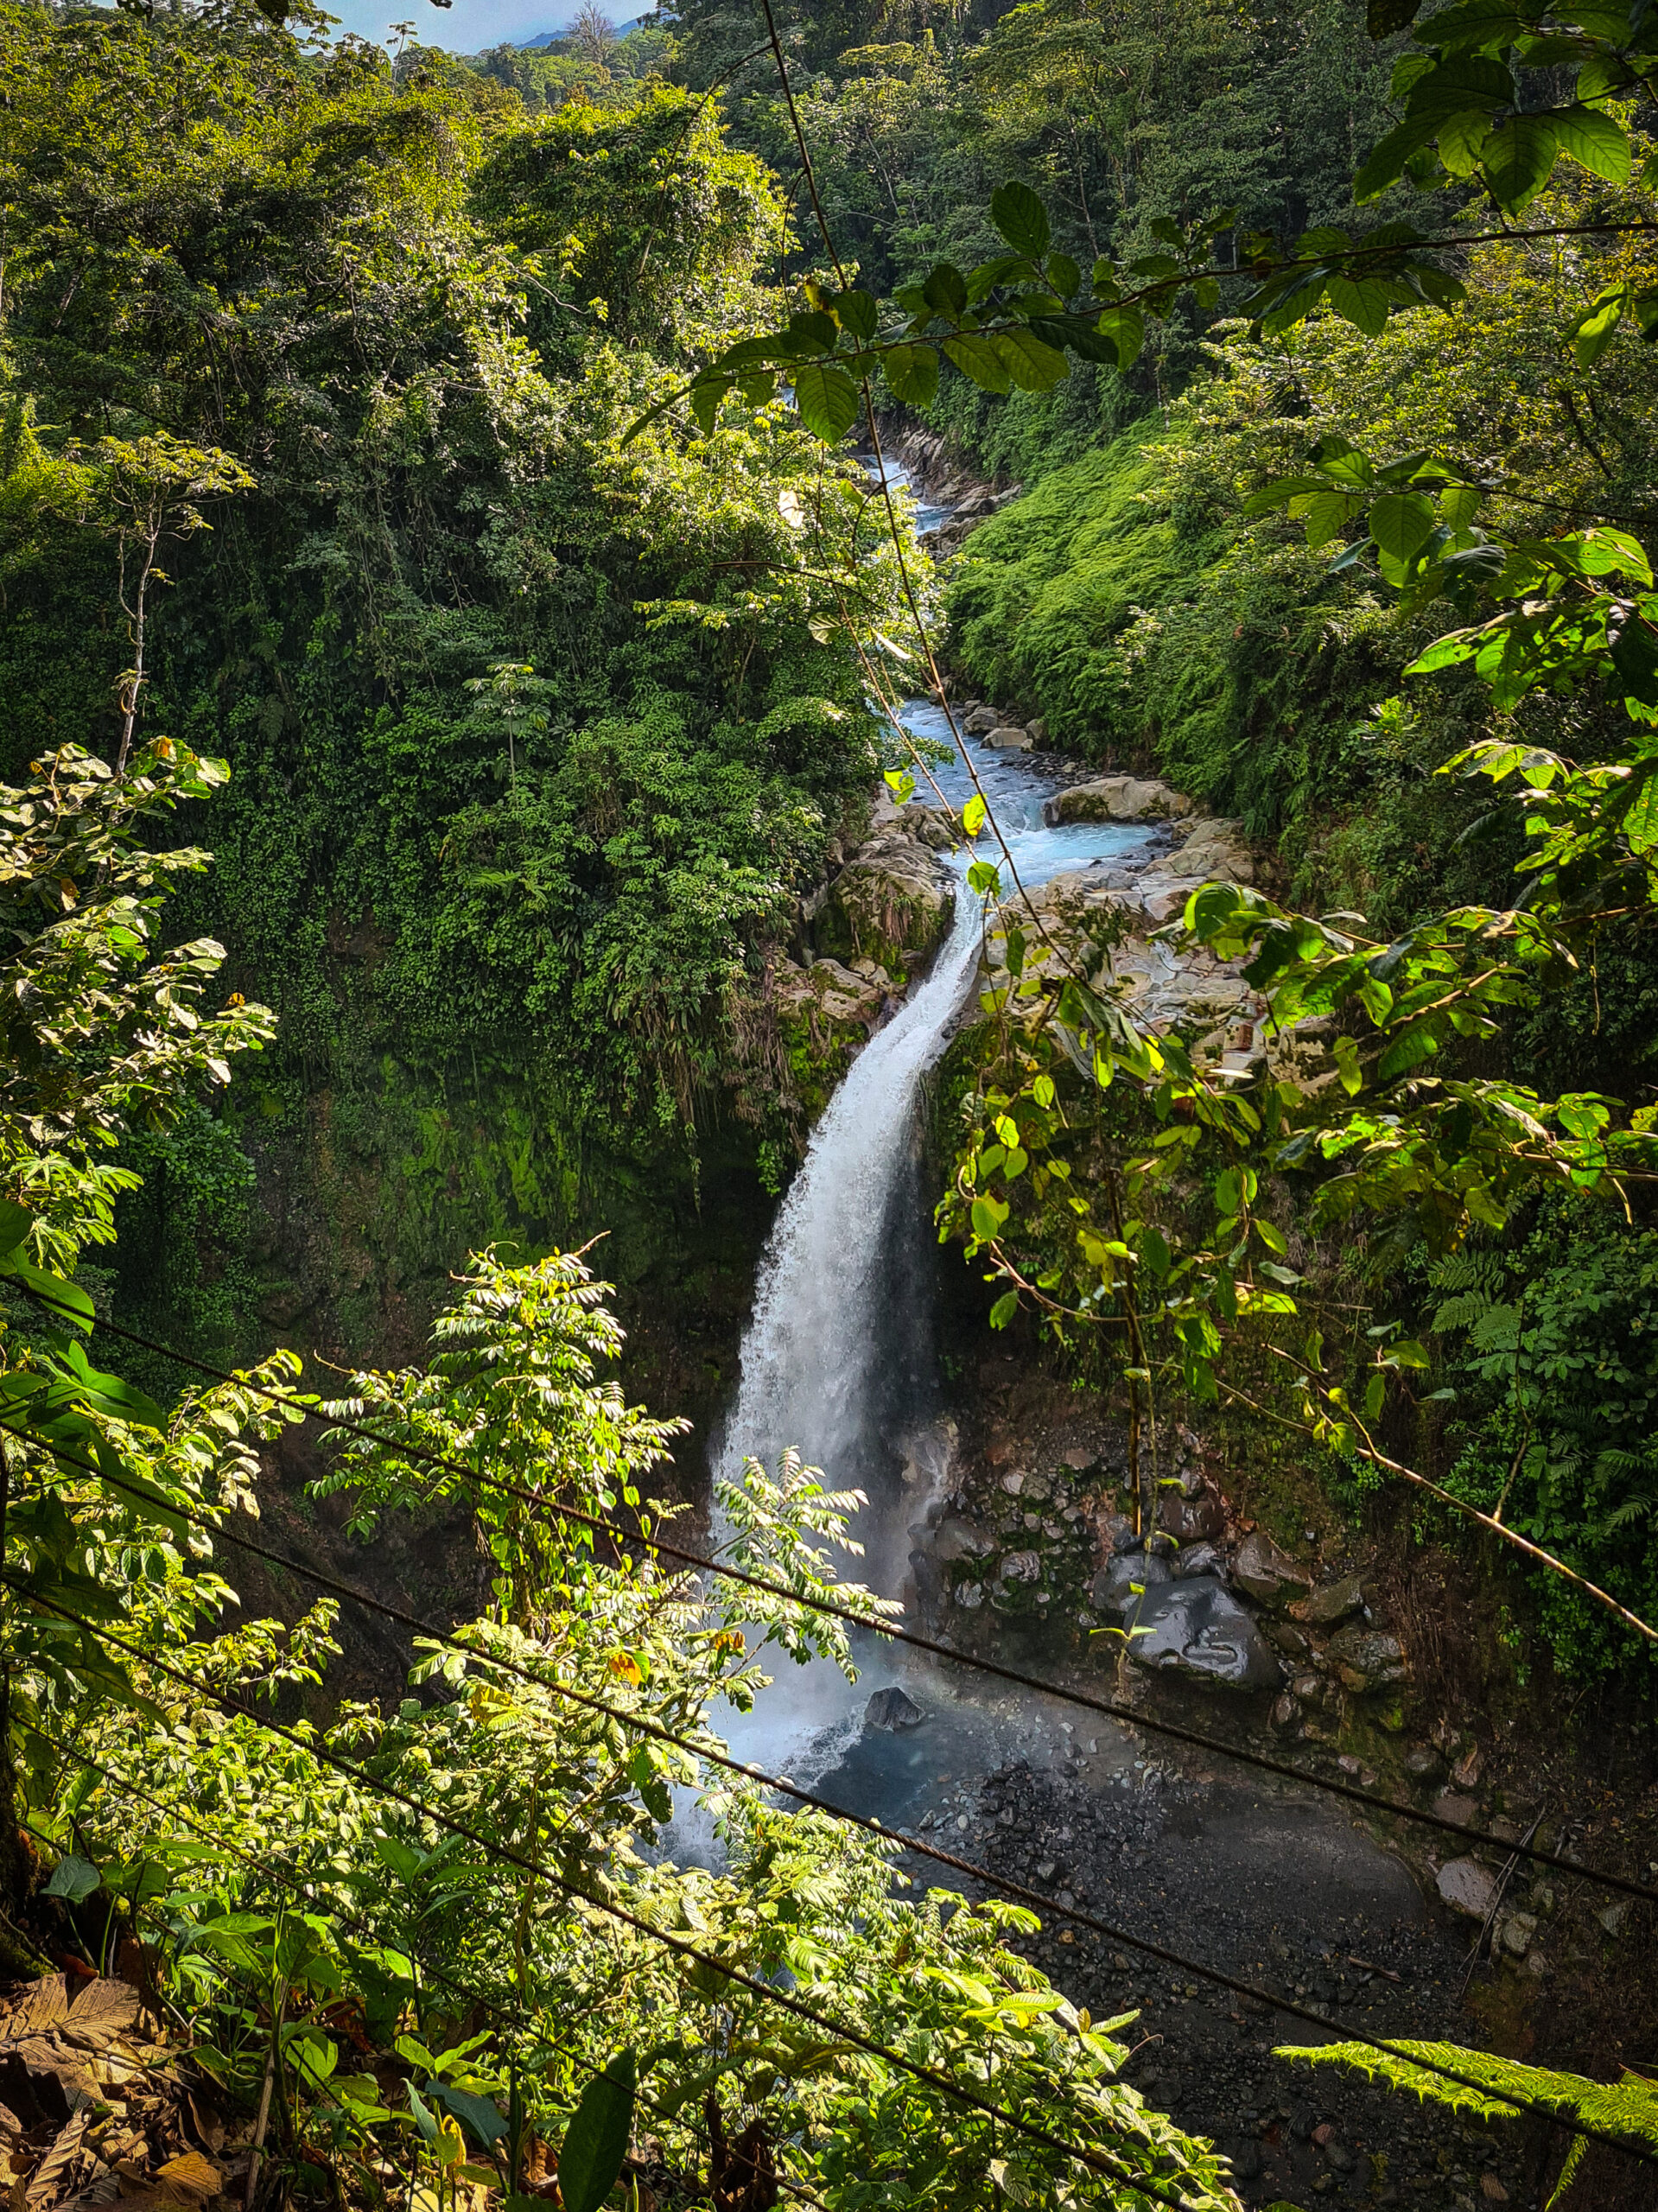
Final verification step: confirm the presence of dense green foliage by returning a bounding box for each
[0,2,932,1354]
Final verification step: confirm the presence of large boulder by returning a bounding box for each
[1166,817,1255,884]
[984,724,1034,751]
[1045,775,1192,825]
[772,957,886,1121]
[865,1686,926,1732]
[1325,1624,1407,1694]
[1233,1530,1312,1610]
[1120,1577,1284,1691]
[816,836,954,979]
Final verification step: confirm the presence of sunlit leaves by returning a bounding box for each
[793,361,861,442]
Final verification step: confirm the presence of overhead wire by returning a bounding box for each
[29,1724,833,2212]
[19,1424,1658,2167]
[5,1576,1239,2212]
[14,1276,1658,1911]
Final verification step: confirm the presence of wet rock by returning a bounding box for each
[1171,1541,1225,1581]
[1404,1744,1446,1783]
[999,1548,1042,1585]
[817,836,954,976]
[1437,1858,1499,1919]
[1159,1484,1225,1545]
[865,1686,925,1732]
[1299,1573,1366,1627]
[1091,1554,1172,1612]
[932,1516,995,1564]
[1046,775,1194,825]
[1325,1624,1407,1694]
[1232,1531,1312,1609]
[1122,1577,1285,1691]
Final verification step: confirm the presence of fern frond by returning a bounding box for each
[1275,2039,1658,2200]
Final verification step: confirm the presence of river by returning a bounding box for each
[676,460,1502,2206]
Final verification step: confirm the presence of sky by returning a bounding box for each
[324,0,594,52]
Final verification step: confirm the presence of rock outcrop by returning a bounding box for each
[1045,774,1192,824]
[816,830,954,982]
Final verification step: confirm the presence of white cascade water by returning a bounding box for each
[721,886,981,1511]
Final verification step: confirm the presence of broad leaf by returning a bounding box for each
[993,327,1069,391]
[942,334,1012,394]
[1326,274,1389,336]
[556,2051,637,2212]
[882,342,939,408]
[44,1853,102,1903]
[1369,491,1437,563]
[793,362,861,444]
[1480,114,1558,211]
[1549,105,1630,183]
[989,180,1051,258]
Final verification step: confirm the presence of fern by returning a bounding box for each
[1276,2039,1658,2206]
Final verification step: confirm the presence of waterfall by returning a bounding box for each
[720,884,981,1514]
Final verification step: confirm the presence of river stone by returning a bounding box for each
[1325,1624,1407,1694]
[999,1548,1042,1584]
[1232,1530,1311,1609]
[1090,1553,1172,1612]
[1045,774,1192,825]
[1159,1484,1225,1544]
[1299,1572,1366,1626]
[1171,1541,1224,1581]
[817,836,954,971]
[1120,1577,1284,1690]
[985,724,1034,751]
[1404,1743,1446,1783]
[865,1686,925,1732]
[963,705,1001,734]
[931,1516,994,1563]
[1438,1858,1498,1919]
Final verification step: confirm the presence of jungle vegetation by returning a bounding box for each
[6,0,1658,2205]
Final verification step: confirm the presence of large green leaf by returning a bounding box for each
[941,334,1012,394]
[556,2051,636,2212]
[1549,104,1630,183]
[792,362,861,444]
[44,1853,102,1904]
[989,180,1050,258]
[882,342,938,408]
[992,327,1069,391]
[1368,491,1437,562]
[1326,273,1390,336]
[1404,56,1515,120]
[1481,114,1559,211]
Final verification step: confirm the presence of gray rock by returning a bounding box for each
[999,1548,1042,1584]
[1046,775,1193,825]
[865,1686,925,1732]
[1090,1554,1172,1612]
[1159,1484,1225,1545]
[1122,1576,1285,1691]
[1301,1572,1366,1626]
[931,1516,994,1563]
[1438,1858,1498,1919]
[1232,1530,1311,1609]
[985,724,1033,751]
[1325,1624,1407,1694]
[963,705,1001,735]
[1171,1540,1225,1581]
[1404,1743,1446,1783]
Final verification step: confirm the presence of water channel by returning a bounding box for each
[673,458,1508,2207]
